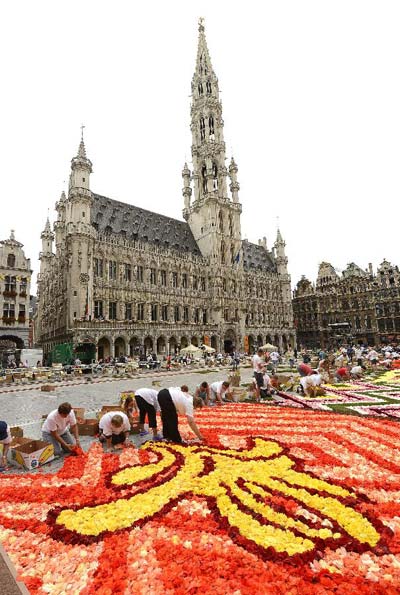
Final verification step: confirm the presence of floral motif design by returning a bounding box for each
[0,405,399,594]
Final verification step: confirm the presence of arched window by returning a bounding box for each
[198,82,203,96]
[212,162,218,190]
[7,254,15,268]
[200,117,205,141]
[201,163,207,194]
[209,115,214,136]
[229,214,233,235]
[206,80,212,94]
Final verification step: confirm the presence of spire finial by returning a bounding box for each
[198,17,205,33]
[80,123,85,141]
[10,229,15,240]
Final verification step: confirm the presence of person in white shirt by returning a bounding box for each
[99,411,130,450]
[134,388,161,441]
[157,385,204,443]
[42,402,80,456]
[209,380,231,404]
[0,421,12,468]
[300,373,323,397]
[350,365,364,379]
[252,348,265,400]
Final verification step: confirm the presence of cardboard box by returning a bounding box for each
[11,440,54,470]
[73,407,85,423]
[10,426,24,438]
[77,419,99,436]
[41,384,56,392]
[97,405,121,419]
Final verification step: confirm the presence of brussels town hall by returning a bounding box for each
[36,21,295,360]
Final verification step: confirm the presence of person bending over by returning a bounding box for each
[157,385,204,443]
[134,388,162,440]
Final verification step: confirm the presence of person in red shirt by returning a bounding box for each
[298,363,313,377]
[336,366,350,381]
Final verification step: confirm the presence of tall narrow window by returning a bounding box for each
[183,306,189,322]
[206,80,212,94]
[137,303,144,321]
[229,214,233,236]
[182,273,188,288]
[200,117,205,141]
[7,254,15,268]
[218,210,223,231]
[108,261,117,281]
[125,303,132,320]
[221,241,225,264]
[151,304,158,321]
[212,162,218,190]
[137,265,144,282]
[124,263,131,282]
[198,82,203,96]
[94,300,103,319]
[161,305,168,321]
[193,275,198,290]
[150,268,157,284]
[94,258,103,277]
[161,270,167,286]
[172,272,178,288]
[174,306,180,322]
[209,115,214,136]
[202,163,207,193]
[109,302,117,320]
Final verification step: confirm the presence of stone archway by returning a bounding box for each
[266,335,272,344]
[114,337,126,358]
[157,336,167,355]
[257,334,263,347]
[144,336,153,355]
[211,336,218,351]
[0,335,25,367]
[274,335,280,349]
[169,336,178,354]
[129,336,140,357]
[224,329,236,354]
[97,337,111,361]
[191,336,199,347]
[180,336,188,349]
[282,335,288,352]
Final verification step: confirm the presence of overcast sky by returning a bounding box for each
[1,1,399,292]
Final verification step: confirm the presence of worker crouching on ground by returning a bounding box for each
[42,402,80,456]
[157,385,204,444]
[99,411,131,451]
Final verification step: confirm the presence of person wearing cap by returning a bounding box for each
[98,411,131,451]
[0,421,12,468]
[42,402,80,456]
[157,385,204,443]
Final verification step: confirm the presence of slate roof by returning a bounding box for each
[91,194,202,255]
[242,240,276,273]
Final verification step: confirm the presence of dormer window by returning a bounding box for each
[7,254,15,268]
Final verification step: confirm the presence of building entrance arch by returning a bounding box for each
[97,337,111,361]
[129,337,140,357]
[157,336,167,355]
[224,329,236,354]
[114,337,126,358]
[144,336,153,355]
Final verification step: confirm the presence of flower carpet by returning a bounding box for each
[276,370,400,419]
[0,405,400,594]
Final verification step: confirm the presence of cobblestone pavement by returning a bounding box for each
[0,366,253,476]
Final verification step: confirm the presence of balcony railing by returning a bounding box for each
[3,290,17,298]
[2,317,16,325]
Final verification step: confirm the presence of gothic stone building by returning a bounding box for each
[36,22,295,361]
[0,231,32,353]
[293,260,400,348]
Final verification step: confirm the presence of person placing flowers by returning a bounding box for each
[99,411,131,450]
[0,420,12,469]
[133,387,162,441]
[157,385,204,443]
[42,402,80,456]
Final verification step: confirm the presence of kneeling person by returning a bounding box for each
[0,421,12,468]
[42,402,80,456]
[99,412,130,450]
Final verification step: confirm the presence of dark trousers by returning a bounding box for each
[157,389,182,443]
[99,431,126,445]
[135,394,157,428]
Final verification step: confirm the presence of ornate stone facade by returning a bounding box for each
[0,231,32,349]
[293,260,400,348]
[36,22,295,360]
